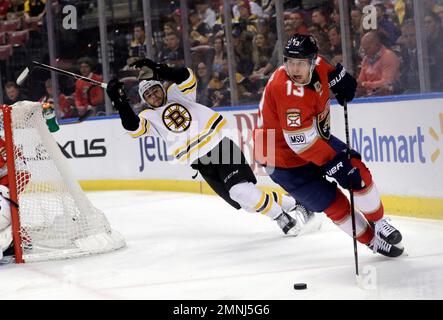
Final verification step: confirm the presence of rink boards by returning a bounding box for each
[54,94,443,219]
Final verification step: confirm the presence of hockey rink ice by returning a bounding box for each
[0,190,442,300]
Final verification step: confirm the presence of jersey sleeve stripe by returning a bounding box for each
[181,81,197,94]
[178,118,227,162]
[174,113,221,157]
[178,68,197,92]
[129,117,149,138]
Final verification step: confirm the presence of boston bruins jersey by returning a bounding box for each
[128,68,227,164]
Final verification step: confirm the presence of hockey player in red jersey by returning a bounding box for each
[254,34,404,257]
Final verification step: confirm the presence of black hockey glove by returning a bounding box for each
[324,151,365,190]
[328,63,357,106]
[130,58,190,84]
[106,78,128,106]
[129,58,167,81]
[106,78,139,131]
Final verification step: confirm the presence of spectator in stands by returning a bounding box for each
[158,32,184,66]
[394,0,414,25]
[233,1,259,34]
[163,21,178,36]
[331,7,340,26]
[40,79,76,119]
[252,32,273,73]
[0,0,11,20]
[356,31,400,96]
[74,57,105,117]
[196,62,211,106]
[373,1,401,47]
[195,0,216,29]
[424,12,443,91]
[3,81,27,105]
[212,36,227,75]
[289,10,308,35]
[308,24,332,60]
[249,18,295,79]
[129,24,147,59]
[311,8,331,55]
[398,19,419,93]
[356,0,371,11]
[189,9,211,47]
[24,0,46,24]
[232,26,254,77]
[328,24,342,64]
[434,5,443,25]
[232,0,263,19]
[312,8,330,34]
[351,8,363,50]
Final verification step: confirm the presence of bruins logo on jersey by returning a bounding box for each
[162,104,192,133]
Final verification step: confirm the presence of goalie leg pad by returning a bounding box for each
[0,225,12,252]
[0,193,11,231]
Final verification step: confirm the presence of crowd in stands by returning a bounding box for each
[3,0,443,117]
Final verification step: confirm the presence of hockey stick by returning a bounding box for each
[16,61,108,89]
[343,99,360,283]
[16,62,107,123]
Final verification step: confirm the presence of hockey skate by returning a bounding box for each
[275,202,318,236]
[370,217,402,245]
[367,235,404,258]
[275,212,300,235]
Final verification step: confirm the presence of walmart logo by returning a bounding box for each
[352,127,426,163]
[429,113,443,163]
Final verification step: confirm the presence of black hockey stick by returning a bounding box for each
[16,62,107,123]
[343,99,360,283]
[16,61,108,89]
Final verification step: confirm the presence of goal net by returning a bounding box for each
[0,101,125,263]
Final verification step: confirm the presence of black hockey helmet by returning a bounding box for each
[283,34,318,61]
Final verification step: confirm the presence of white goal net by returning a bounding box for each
[1,101,125,262]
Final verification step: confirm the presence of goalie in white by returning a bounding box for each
[106,58,321,236]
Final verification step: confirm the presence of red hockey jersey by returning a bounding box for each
[254,57,338,168]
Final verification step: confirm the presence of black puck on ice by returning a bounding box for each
[293,283,307,290]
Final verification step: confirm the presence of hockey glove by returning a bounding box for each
[130,58,190,83]
[106,78,127,105]
[328,63,357,106]
[129,58,167,81]
[324,151,364,190]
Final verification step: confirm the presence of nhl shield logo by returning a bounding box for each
[286,109,301,127]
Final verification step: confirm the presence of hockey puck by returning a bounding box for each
[293,283,307,290]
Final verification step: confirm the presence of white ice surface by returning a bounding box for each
[1,190,442,300]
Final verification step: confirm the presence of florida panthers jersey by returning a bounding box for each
[254,57,339,168]
[127,69,227,164]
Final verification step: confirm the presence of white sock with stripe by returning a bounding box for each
[229,182,283,219]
